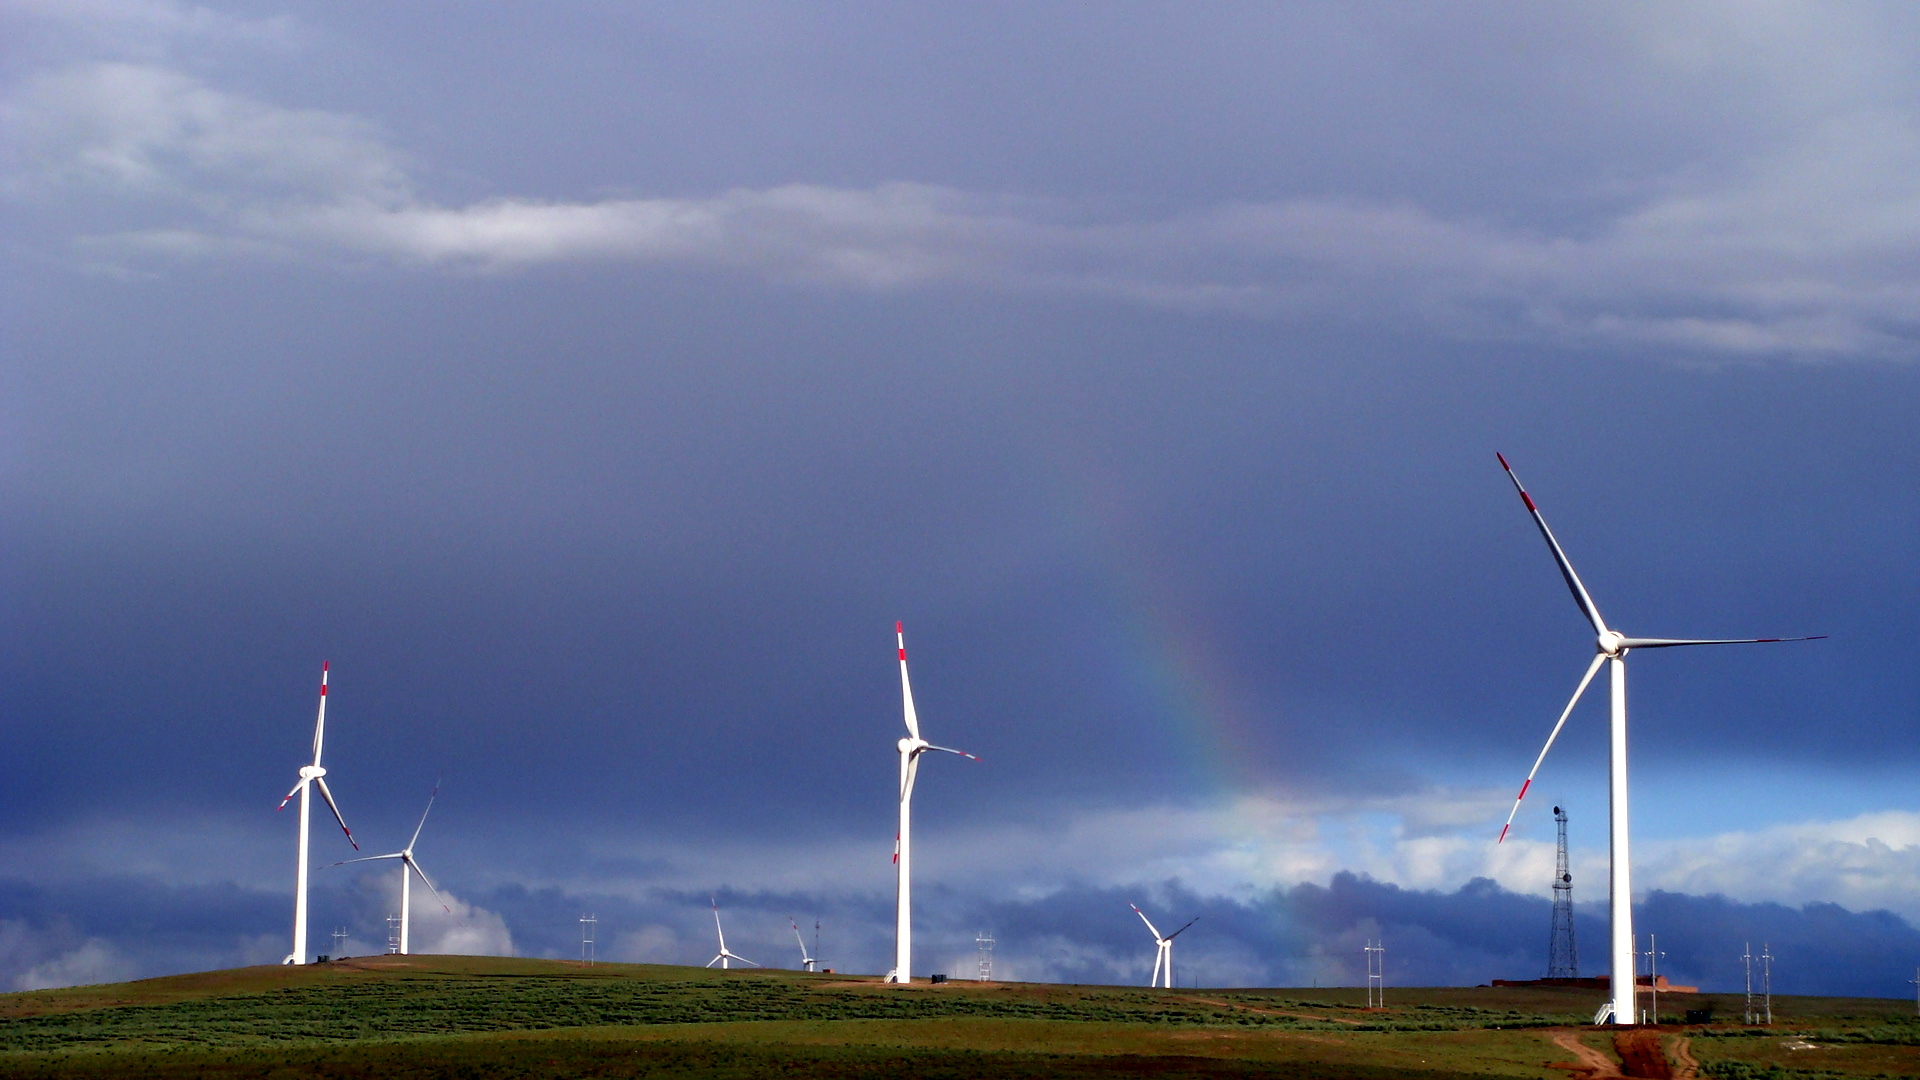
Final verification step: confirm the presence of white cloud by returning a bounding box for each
[12,55,1920,358]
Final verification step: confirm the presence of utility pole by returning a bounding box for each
[1641,935,1664,1025]
[1365,939,1385,1008]
[1760,944,1774,1026]
[580,913,596,966]
[1741,943,1756,1024]
[1550,806,1578,978]
[331,926,348,958]
[1910,967,1918,1017]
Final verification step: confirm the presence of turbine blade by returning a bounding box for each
[277,777,306,811]
[924,745,979,761]
[706,955,722,968]
[730,953,760,968]
[901,752,921,803]
[408,783,440,850]
[1498,651,1607,844]
[1497,454,1609,637]
[712,898,727,951]
[312,776,358,850]
[326,852,403,867]
[407,856,450,912]
[897,622,921,741]
[1130,904,1162,939]
[1617,635,1827,649]
[1165,917,1199,940]
[311,662,329,765]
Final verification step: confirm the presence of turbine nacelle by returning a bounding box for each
[898,737,926,755]
[299,764,327,780]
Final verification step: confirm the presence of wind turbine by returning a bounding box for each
[791,917,816,972]
[1131,904,1198,989]
[706,898,758,969]
[891,622,978,984]
[1493,454,1822,1026]
[328,786,450,955]
[276,662,357,965]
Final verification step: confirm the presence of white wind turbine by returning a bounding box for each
[329,786,450,955]
[791,917,816,972]
[1131,904,1197,989]
[276,662,358,965]
[1493,454,1822,1026]
[891,622,978,985]
[706,898,758,969]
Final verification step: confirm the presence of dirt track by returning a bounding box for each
[1547,1030,1621,1078]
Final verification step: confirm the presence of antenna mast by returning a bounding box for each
[1760,943,1774,1025]
[1549,805,1578,978]
[1741,943,1756,1024]
[386,914,401,955]
[580,913,596,966]
[1364,939,1384,1008]
[976,930,995,982]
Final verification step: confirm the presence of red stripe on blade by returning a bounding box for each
[1521,492,1537,511]
[1498,823,1511,844]
[1517,779,1530,800]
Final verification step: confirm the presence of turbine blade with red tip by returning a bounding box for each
[925,745,978,761]
[897,622,920,741]
[313,775,358,849]
[1131,903,1162,940]
[1497,454,1609,637]
[310,662,329,766]
[1165,917,1199,941]
[407,783,440,850]
[1498,652,1607,844]
[277,778,305,811]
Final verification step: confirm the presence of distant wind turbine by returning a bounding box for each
[329,785,450,955]
[891,622,978,985]
[706,899,758,969]
[1131,904,1197,989]
[1493,454,1822,1026]
[276,663,357,965]
[791,917,816,972]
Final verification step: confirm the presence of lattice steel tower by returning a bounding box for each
[1549,805,1578,979]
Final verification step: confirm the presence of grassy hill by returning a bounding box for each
[1,955,1915,1078]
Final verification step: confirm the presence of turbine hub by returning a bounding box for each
[299,765,325,779]
[1597,630,1626,656]
[897,737,916,754]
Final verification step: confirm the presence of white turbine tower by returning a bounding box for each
[1493,454,1822,1026]
[276,662,358,965]
[1131,904,1198,989]
[791,917,817,972]
[706,899,758,969]
[891,622,978,985]
[329,786,450,955]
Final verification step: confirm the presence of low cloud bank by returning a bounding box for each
[6,869,1907,997]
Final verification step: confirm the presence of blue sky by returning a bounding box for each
[0,1,1915,995]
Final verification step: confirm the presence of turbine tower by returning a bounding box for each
[1493,454,1822,1025]
[791,917,816,972]
[706,898,758,969]
[891,622,978,984]
[329,786,449,955]
[1130,904,1197,989]
[1549,805,1578,979]
[276,663,358,965]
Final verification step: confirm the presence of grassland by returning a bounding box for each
[1,955,1915,1079]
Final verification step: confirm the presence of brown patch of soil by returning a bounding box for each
[1547,1029,1623,1078]
[1614,1029,1673,1078]
[1666,1035,1699,1079]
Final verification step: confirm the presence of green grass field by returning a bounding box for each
[2,955,1915,1078]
